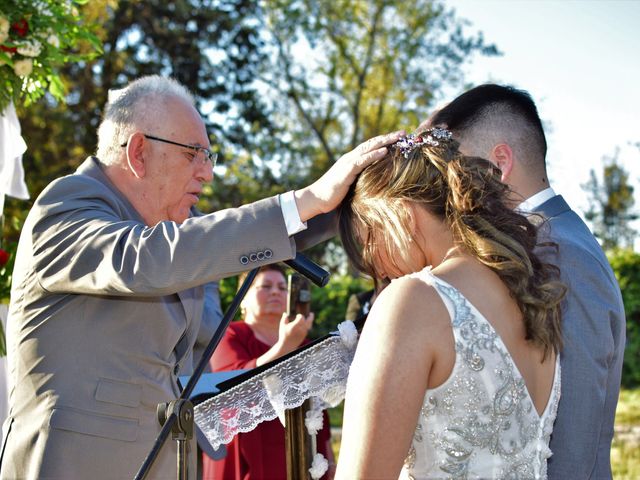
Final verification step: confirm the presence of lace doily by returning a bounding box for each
[194,322,358,450]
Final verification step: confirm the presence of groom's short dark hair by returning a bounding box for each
[428,84,547,170]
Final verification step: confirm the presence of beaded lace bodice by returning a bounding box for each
[399,268,561,480]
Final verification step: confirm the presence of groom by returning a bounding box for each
[423,84,625,479]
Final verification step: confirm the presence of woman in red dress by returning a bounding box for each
[202,264,333,480]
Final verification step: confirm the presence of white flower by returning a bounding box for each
[338,320,358,349]
[47,33,60,48]
[13,58,33,77]
[17,40,42,58]
[262,374,286,426]
[304,406,324,435]
[0,16,9,36]
[308,453,329,480]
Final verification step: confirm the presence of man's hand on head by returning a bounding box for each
[294,130,405,222]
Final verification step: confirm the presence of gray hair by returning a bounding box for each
[96,75,196,166]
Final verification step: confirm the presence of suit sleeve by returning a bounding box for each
[30,175,304,296]
[546,237,624,479]
[293,211,337,251]
[191,281,224,372]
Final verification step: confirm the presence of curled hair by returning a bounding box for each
[339,133,565,358]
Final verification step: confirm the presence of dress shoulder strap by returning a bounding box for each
[405,267,459,327]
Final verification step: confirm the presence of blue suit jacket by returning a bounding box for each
[536,195,625,480]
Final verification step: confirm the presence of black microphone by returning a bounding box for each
[284,253,330,287]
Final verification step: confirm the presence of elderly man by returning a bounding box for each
[0,75,402,479]
[426,84,625,480]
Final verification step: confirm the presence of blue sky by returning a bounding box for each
[443,0,640,224]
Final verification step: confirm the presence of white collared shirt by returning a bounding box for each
[516,187,556,214]
[279,190,307,236]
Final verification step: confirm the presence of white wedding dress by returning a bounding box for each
[396,268,561,480]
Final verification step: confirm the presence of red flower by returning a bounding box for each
[11,18,29,37]
[0,249,9,267]
[0,45,17,53]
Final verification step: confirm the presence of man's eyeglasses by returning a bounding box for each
[120,134,217,167]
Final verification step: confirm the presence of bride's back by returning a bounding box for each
[386,260,562,479]
[431,256,557,417]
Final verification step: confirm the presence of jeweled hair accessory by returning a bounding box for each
[393,127,452,158]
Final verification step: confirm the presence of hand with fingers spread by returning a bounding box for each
[294,130,406,222]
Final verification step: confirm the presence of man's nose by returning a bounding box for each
[197,162,214,183]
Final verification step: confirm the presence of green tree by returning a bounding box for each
[248,0,498,267]
[608,248,640,387]
[3,0,274,249]
[584,149,637,251]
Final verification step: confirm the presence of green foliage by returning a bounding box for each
[608,249,640,387]
[309,274,373,338]
[0,0,102,112]
[250,0,498,265]
[257,0,499,178]
[584,149,637,250]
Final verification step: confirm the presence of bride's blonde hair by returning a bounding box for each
[338,130,565,358]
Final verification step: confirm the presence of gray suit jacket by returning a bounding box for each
[536,195,625,480]
[0,157,335,479]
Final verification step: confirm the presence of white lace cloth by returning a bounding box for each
[194,323,358,450]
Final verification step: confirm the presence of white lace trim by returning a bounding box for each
[194,321,358,450]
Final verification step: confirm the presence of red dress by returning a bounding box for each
[201,322,332,480]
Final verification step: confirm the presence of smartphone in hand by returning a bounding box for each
[287,273,311,318]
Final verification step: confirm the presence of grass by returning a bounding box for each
[612,388,640,479]
[611,437,640,479]
[615,388,640,425]
[327,388,640,475]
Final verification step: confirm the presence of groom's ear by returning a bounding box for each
[490,143,514,183]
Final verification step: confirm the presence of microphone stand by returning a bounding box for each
[134,254,330,480]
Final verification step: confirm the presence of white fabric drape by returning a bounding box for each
[0,102,29,211]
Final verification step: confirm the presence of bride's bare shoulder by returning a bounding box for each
[364,274,452,342]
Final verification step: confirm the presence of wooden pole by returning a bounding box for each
[285,399,312,480]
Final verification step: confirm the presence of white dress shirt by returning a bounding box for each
[279,190,307,236]
[516,187,556,214]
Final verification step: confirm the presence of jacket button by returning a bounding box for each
[249,253,258,262]
[240,255,249,265]
[264,249,273,259]
[257,251,265,260]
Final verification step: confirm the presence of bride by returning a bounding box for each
[335,128,566,479]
